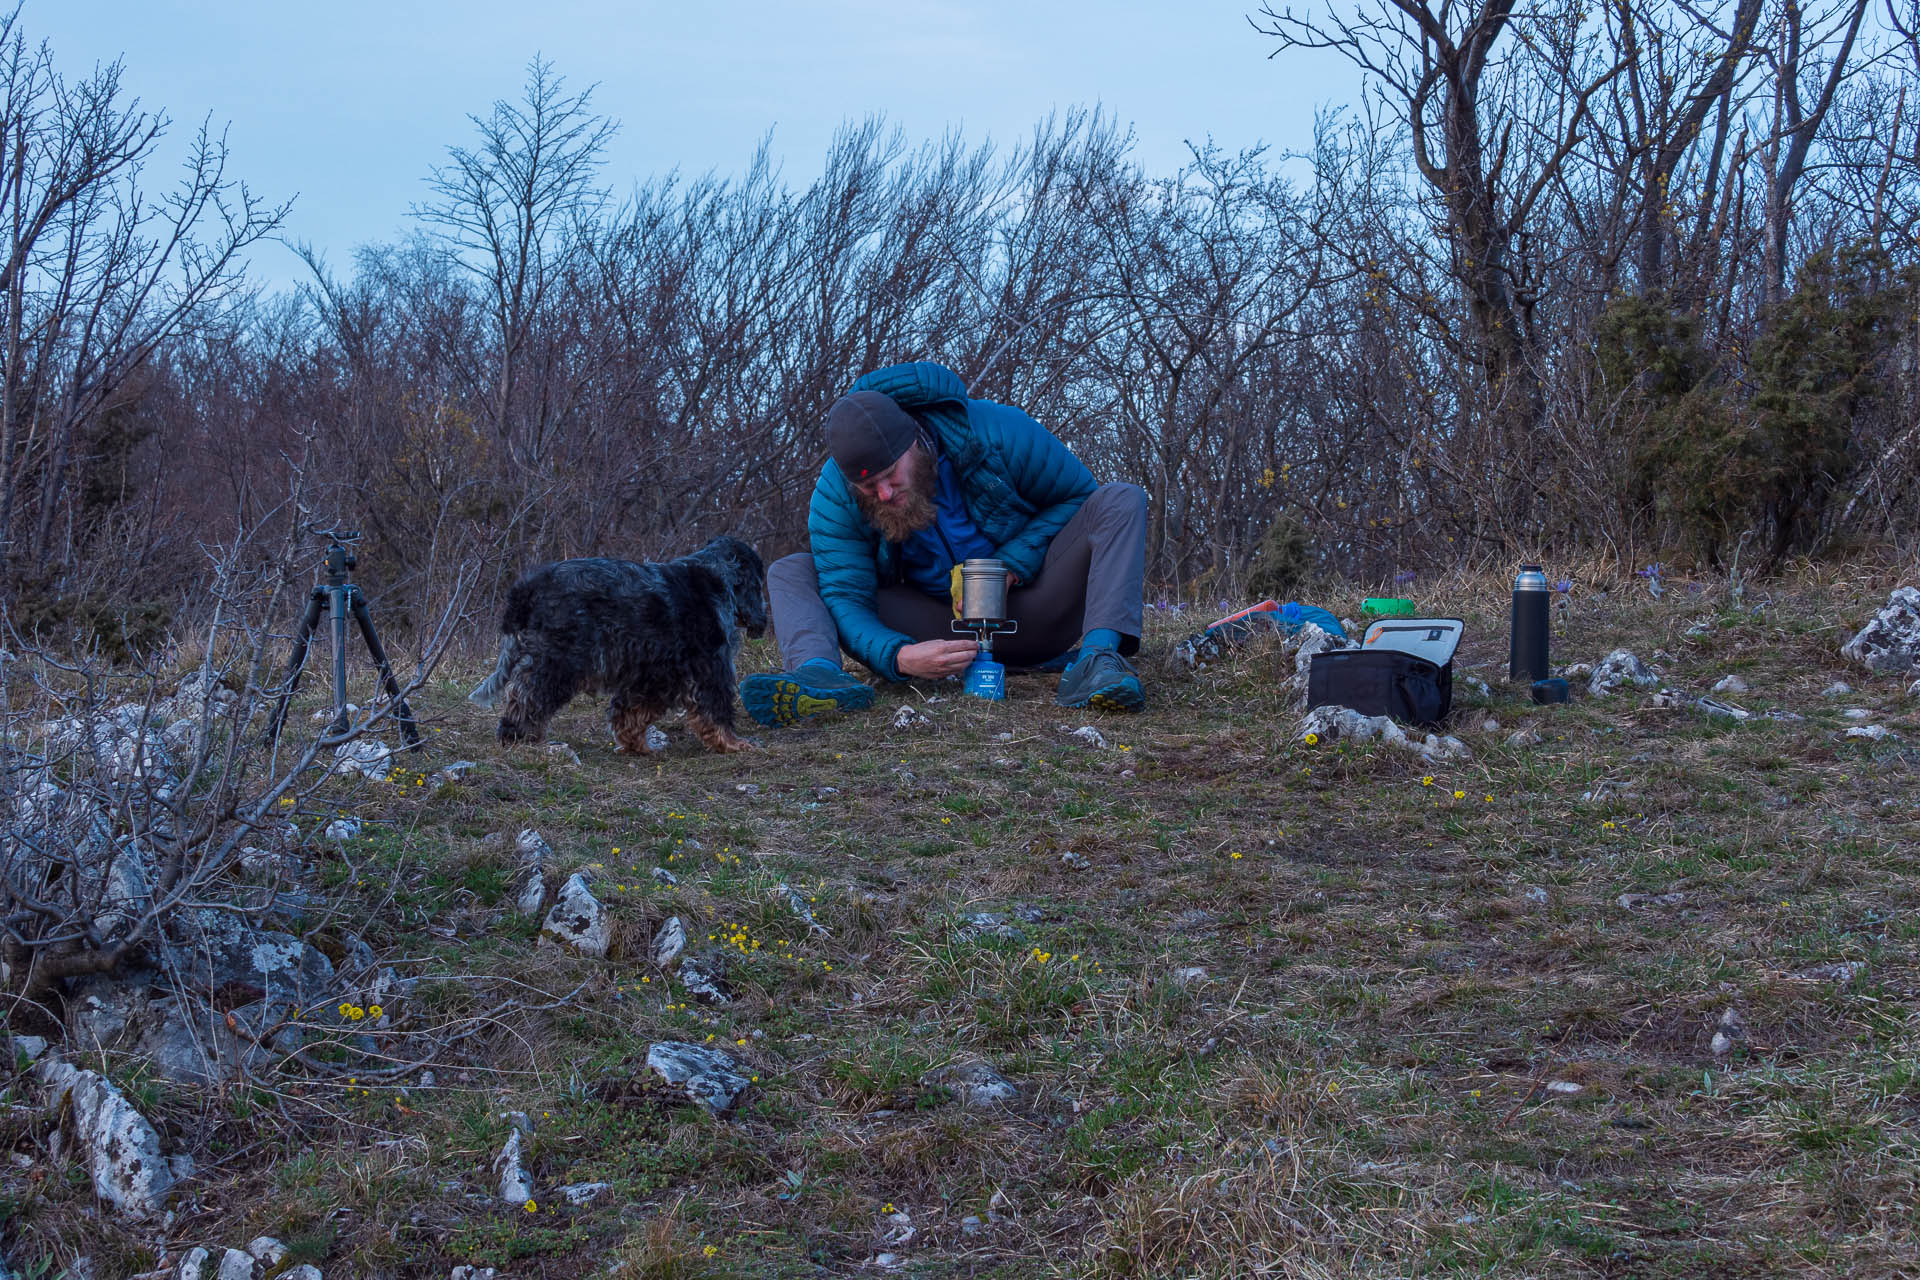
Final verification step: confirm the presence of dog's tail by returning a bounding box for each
[467,634,525,710]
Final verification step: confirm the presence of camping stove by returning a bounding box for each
[952,557,1018,700]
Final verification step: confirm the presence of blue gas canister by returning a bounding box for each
[963,655,1006,700]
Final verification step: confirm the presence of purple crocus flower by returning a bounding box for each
[1394,569,1416,585]
[1554,578,1572,594]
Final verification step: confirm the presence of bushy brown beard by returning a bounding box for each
[854,443,938,542]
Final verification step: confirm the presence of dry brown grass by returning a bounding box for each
[5,559,1920,1277]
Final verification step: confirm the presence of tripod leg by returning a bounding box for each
[349,589,423,751]
[262,589,328,748]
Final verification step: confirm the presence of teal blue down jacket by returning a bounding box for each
[808,362,1096,680]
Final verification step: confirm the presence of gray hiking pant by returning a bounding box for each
[768,481,1148,674]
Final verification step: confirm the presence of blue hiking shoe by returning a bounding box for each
[1054,648,1144,712]
[739,666,876,727]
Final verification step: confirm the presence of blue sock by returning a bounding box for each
[1081,628,1121,653]
[800,658,841,673]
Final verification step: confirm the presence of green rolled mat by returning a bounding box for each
[1361,597,1415,618]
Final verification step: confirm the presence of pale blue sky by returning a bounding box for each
[35,2,1357,291]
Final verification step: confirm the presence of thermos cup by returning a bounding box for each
[1509,564,1550,682]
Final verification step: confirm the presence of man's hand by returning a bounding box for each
[898,638,979,679]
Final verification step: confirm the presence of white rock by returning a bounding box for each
[891,704,932,729]
[1300,704,1407,747]
[646,1041,752,1113]
[216,1248,255,1280]
[283,1269,323,1280]
[1709,1031,1733,1056]
[544,742,582,766]
[34,1058,184,1219]
[679,951,732,1003]
[1419,733,1473,762]
[561,1181,611,1206]
[1846,724,1897,741]
[652,916,687,968]
[1842,708,1872,720]
[650,866,678,886]
[323,817,361,843]
[540,874,611,957]
[9,1034,49,1063]
[512,829,552,918]
[1525,886,1549,904]
[874,1254,905,1271]
[450,1268,499,1280]
[176,1247,212,1280]
[1822,681,1853,697]
[644,724,669,752]
[1480,718,1500,733]
[1840,587,1920,674]
[495,1127,534,1205]
[879,1208,916,1246]
[333,738,392,780]
[1616,891,1685,910]
[1172,966,1209,987]
[1792,960,1865,983]
[1712,675,1750,694]
[1589,649,1658,696]
[1545,1080,1583,1095]
[1059,851,1091,871]
[774,883,829,935]
[1069,725,1107,749]
[1505,728,1543,748]
[245,1237,288,1265]
[924,1061,1018,1107]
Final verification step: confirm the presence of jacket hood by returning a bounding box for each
[849,361,970,410]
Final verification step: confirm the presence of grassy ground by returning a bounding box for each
[6,564,1920,1278]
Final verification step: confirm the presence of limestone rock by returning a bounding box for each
[540,874,611,957]
[494,1126,534,1205]
[176,1247,212,1280]
[646,1041,752,1114]
[924,1061,1017,1107]
[1505,728,1543,748]
[651,916,686,968]
[1068,725,1107,749]
[773,883,828,935]
[1822,681,1853,697]
[34,1057,185,1219]
[511,829,552,918]
[891,704,932,729]
[1589,650,1658,696]
[1712,674,1750,695]
[1300,704,1407,747]
[678,951,732,1003]
[245,1237,288,1266]
[560,1181,611,1206]
[215,1248,255,1280]
[1840,586,1920,674]
[333,738,392,781]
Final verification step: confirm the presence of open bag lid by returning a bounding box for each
[1361,617,1464,666]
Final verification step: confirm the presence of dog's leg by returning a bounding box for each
[610,694,666,755]
[685,653,754,753]
[687,710,755,753]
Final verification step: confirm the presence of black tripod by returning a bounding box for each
[263,529,421,751]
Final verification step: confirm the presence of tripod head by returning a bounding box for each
[313,527,361,585]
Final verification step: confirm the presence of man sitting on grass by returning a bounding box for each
[740,360,1148,725]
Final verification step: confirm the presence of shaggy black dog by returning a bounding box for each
[468,536,767,754]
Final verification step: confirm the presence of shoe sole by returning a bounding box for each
[1088,683,1145,713]
[1058,679,1146,713]
[740,675,875,728]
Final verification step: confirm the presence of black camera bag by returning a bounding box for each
[1307,648,1453,727]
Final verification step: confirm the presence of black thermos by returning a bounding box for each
[1509,564,1550,681]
